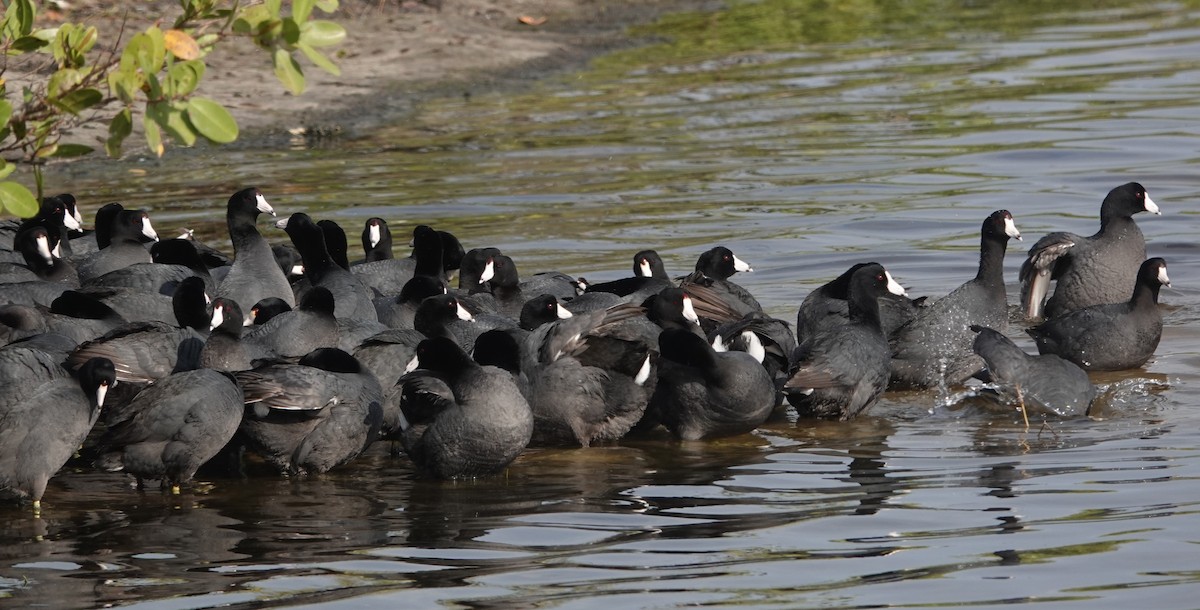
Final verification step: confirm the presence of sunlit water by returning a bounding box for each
[6,0,1200,607]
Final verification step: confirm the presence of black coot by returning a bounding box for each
[970,325,1096,417]
[889,210,1021,389]
[394,337,533,478]
[1019,182,1160,319]
[1027,257,1170,371]
[785,263,907,419]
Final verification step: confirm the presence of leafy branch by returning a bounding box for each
[0,0,345,217]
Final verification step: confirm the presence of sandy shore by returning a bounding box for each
[43,0,716,146]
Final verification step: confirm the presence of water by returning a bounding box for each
[7,0,1200,607]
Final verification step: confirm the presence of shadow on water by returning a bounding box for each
[5,0,1200,607]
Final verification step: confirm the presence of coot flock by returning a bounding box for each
[0,183,1168,509]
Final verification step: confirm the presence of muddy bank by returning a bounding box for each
[51,0,721,148]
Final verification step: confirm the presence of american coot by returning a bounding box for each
[786,263,906,420]
[87,238,214,297]
[235,348,383,475]
[414,293,519,349]
[171,276,212,331]
[317,219,351,271]
[280,213,378,322]
[352,224,448,295]
[520,303,654,447]
[0,357,115,514]
[889,210,1021,390]
[66,319,204,383]
[8,290,125,346]
[457,247,502,292]
[795,262,925,342]
[644,287,704,334]
[214,188,295,322]
[272,243,304,278]
[65,277,212,383]
[472,328,527,381]
[241,286,339,362]
[94,368,244,492]
[1020,182,1160,320]
[73,285,177,326]
[710,311,798,406]
[519,270,583,303]
[1027,257,1169,371]
[469,255,528,319]
[376,276,446,330]
[395,337,533,478]
[75,201,125,255]
[10,224,78,284]
[647,328,775,440]
[584,249,672,303]
[201,298,253,372]
[518,294,574,331]
[680,246,762,316]
[413,293,474,343]
[75,209,159,283]
[361,217,392,263]
[248,297,292,325]
[970,325,1096,418]
[0,195,82,258]
[174,227,232,268]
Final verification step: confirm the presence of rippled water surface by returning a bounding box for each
[7,0,1200,607]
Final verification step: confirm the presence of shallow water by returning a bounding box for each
[7,0,1200,607]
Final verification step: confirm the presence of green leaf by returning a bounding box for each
[0,180,39,218]
[47,67,83,99]
[314,0,338,13]
[195,33,219,50]
[54,23,97,67]
[297,42,339,76]
[50,24,71,64]
[28,27,56,43]
[294,0,315,22]
[107,69,141,105]
[122,30,166,75]
[0,160,14,181]
[266,0,282,18]
[52,88,102,115]
[281,17,301,45]
[143,113,164,157]
[124,27,167,75]
[186,97,238,143]
[272,48,305,94]
[2,0,36,40]
[167,59,205,97]
[49,143,94,158]
[147,101,197,146]
[0,100,11,129]
[10,35,47,52]
[106,107,132,157]
[300,20,345,47]
[146,72,163,100]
